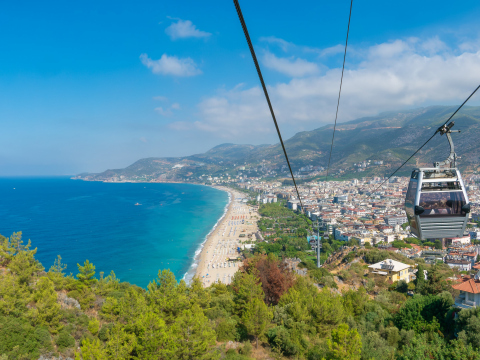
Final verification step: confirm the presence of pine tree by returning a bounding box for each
[105,325,137,360]
[33,277,62,332]
[242,298,272,349]
[327,323,362,360]
[173,304,217,359]
[231,272,264,316]
[77,260,96,285]
[79,338,108,360]
[0,272,31,316]
[415,264,426,294]
[134,311,176,359]
[7,233,43,285]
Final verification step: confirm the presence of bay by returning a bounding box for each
[0,177,229,288]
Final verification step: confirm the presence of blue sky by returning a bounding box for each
[1,0,480,175]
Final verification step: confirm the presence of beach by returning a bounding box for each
[195,187,259,287]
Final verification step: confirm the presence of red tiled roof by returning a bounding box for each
[452,279,480,294]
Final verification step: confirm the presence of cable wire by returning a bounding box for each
[233,0,305,211]
[325,0,353,183]
[371,84,480,195]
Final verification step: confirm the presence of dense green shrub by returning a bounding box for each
[98,323,113,342]
[55,330,75,349]
[215,318,238,341]
[0,315,48,359]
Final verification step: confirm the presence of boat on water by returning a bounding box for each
[135,203,142,206]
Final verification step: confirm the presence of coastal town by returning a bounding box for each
[191,171,480,309]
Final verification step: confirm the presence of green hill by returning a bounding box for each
[76,106,480,181]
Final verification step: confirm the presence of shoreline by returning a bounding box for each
[195,187,259,287]
[71,177,252,286]
[182,185,233,284]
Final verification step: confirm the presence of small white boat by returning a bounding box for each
[135,203,142,206]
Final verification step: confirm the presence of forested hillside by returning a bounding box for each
[77,106,480,182]
[2,231,480,360]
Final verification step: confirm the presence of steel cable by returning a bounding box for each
[233,0,305,211]
[325,0,354,184]
[371,84,480,195]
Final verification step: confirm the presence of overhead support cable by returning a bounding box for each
[371,84,480,195]
[325,0,354,183]
[233,0,304,211]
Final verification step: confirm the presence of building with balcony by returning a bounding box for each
[368,259,412,283]
[452,274,480,309]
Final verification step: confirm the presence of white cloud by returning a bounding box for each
[262,52,319,77]
[165,19,211,40]
[186,37,480,138]
[259,36,294,52]
[139,137,148,143]
[260,36,342,58]
[153,95,168,102]
[140,53,202,77]
[155,107,173,117]
[155,103,181,117]
[319,44,345,57]
[420,36,448,54]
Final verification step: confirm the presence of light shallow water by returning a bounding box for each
[0,177,228,288]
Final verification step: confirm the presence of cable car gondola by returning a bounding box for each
[405,122,470,240]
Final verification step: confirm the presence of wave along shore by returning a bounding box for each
[183,186,232,284]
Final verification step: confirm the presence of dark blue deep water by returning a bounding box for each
[0,177,229,288]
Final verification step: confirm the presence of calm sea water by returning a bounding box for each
[0,177,229,288]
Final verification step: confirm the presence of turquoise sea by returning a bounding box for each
[0,177,229,288]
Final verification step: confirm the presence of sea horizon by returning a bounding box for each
[0,176,229,288]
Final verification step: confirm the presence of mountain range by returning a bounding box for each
[75,106,480,182]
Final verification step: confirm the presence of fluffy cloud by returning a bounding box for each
[165,19,211,40]
[262,52,319,77]
[140,53,201,77]
[188,37,480,138]
[155,102,181,117]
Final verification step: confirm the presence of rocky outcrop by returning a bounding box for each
[57,292,80,310]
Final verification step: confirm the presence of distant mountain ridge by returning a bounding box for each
[75,106,480,182]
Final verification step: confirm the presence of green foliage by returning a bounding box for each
[79,338,108,360]
[242,298,272,348]
[56,330,75,349]
[6,233,43,285]
[310,267,338,289]
[327,323,362,360]
[394,293,453,334]
[77,260,96,285]
[406,237,420,244]
[98,323,113,342]
[88,318,100,335]
[343,288,368,317]
[33,277,62,333]
[0,226,472,360]
[364,250,388,264]
[0,315,51,360]
[215,318,238,341]
[173,304,218,359]
[392,240,412,249]
[361,331,395,360]
[0,272,31,316]
[231,272,264,315]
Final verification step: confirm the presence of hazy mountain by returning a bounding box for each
[75,106,480,182]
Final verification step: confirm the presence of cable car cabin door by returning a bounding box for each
[405,172,419,237]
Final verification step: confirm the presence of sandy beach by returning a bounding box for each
[195,187,259,287]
